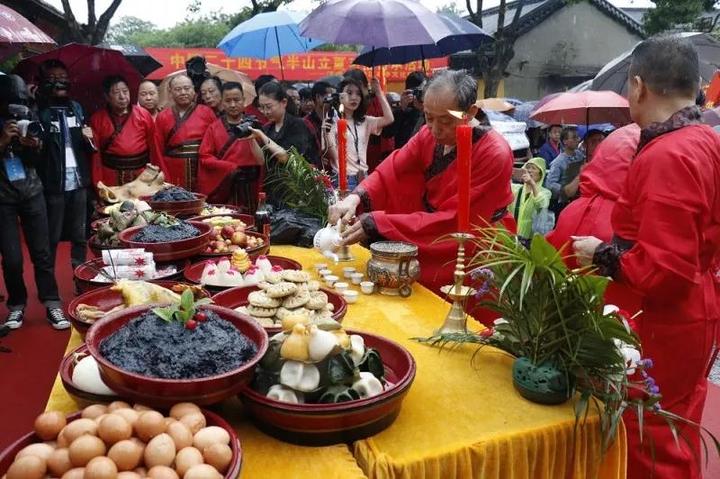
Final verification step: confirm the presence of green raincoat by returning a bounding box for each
[510,157,551,238]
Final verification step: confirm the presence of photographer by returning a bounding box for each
[0,75,68,331]
[302,81,335,169]
[391,71,427,149]
[198,82,264,209]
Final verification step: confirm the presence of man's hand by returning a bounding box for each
[571,235,603,266]
[400,90,414,110]
[248,127,268,144]
[81,126,94,141]
[18,136,41,149]
[328,194,360,225]
[341,218,368,246]
[0,121,19,147]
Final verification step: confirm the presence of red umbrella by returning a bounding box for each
[0,4,56,59]
[13,43,144,116]
[530,91,631,126]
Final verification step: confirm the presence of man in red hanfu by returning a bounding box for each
[329,70,514,294]
[573,37,720,479]
[90,75,158,186]
[153,74,216,191]
[197,82,264,209]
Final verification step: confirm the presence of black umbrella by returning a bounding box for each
[101,44,163,77]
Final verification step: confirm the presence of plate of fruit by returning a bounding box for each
[189,212,255,230]
[201,222,268,258]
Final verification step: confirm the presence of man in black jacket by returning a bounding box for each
[0,75,68,330]
[36,59,94,274]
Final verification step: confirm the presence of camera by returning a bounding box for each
[323,93,340,118]
[230,115,261,139]
[185,56,210,92]
[412,87,424,103]
[7,104,43,138]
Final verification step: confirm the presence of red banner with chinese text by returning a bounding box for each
[144,48,448,82]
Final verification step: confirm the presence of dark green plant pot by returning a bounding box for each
[512,357,573,405]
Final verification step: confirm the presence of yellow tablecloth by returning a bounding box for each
[46,245,626,479]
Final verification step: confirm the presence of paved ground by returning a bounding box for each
[710,357,720,385]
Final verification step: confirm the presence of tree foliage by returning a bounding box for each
[59,0,124,45]
[643,1,719,35]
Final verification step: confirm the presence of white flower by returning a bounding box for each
[493,318,509,326]
[603,304,619,316]
[613,338,641,375]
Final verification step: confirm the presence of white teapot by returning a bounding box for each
[314,219,343,262]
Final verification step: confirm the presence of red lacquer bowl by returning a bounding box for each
[188,212,256,230]
[239,329,416,446]
[67,280,209,338]
[199,230,270,258]
[183,255,300,291]
[0,409,243,478]
[86,304,269,407]
[60,344,121,404]
[213,285,347,324]
[74,258,185,293]
[118,220,211,262]
[141,192,207,217]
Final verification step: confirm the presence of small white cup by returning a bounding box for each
[360,281,374,295]
[314,263,328,272]
[350,272,364,285]
[334,281,349,293]
[343,290,359,304]
[319,268,333,278]
[342,267,356,279]
[324,275,340,287]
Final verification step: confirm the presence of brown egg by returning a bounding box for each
[62,418,98,443]
[202,443,232,473]
[84,456,118,479]
[98,414,133,445]
[166,422,193,451]
[192,427,230,451]
[61,467,86,479]
[174,447,203,477]
[56,429,70,448]
[143,433,176,468]
[183,464,222,479]
[169,403,201,420]
[94,414,110,426]
[47,447,73,476]
[147,465,180,479]
[163,417,176,428]
[178,413,205,435]
[117,472,143,479]
[6,455,46,479]
[112,409,140,427]
[107,401,131,412]
[82,405,109,420]
[15,442,55,461]
[68,434,106,467]
[34,411,67,441]
[133,466,148,476]
[134,411,166,442]
[108,439,143,471]
[132,404,154,412]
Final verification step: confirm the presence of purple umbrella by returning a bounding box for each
[299,0,450,48]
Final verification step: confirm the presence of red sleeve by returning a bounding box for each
[197,121,236,195]
[617,145,706,298]
[139,108,159,169]
[89,111,107,186]
[153,110,170,176]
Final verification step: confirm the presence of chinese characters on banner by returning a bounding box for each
[144,48,448,83]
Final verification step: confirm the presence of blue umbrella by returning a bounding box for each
[352,13,492,68]
[218,10,325,80]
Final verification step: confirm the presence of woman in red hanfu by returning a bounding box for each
[329,70,515,295]
[197,82,264,209]
[153,74,216,191]
[90,75,158,187]
[573,37,720,479]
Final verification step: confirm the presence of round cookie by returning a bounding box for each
[264,271,282,284]
[248,291,282,308]
[281,270,312,283]
[306,291,329,310]
[247,304,278,318]
[266,282,299,298]
[307,280,321,292]
[252,316,276,327]
[282,291,311,309]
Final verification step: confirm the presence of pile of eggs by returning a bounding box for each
[3,401,233,479]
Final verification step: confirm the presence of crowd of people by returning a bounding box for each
[0,34,719,478]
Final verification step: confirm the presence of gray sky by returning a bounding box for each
[45,0,656,29]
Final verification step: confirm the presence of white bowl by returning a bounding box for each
[319,268,333,278]
[315,263,328,272]
[324,275,340,287]
[334,282,349,292]
[342,267,356,278]
[350,272,364,285]
[343,290,359,304]
[360,281,375,295]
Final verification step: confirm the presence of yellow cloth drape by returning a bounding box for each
[46,245,626,479]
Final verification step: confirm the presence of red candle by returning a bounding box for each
[337,118,348,192]
[456,123,472,233]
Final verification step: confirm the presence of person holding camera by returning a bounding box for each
[325,76,394,190]
[0,75,68,331]
[391,71,427,149]
[302,81,335,169]
[197,82,264,208]
[36,59,94,278]
[89,75,158,187]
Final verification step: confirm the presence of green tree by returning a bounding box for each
[105,16,158,45]
[59,0,124,45]
[643,1,719,35]
[436,3,465,16]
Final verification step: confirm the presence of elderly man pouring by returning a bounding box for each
[329,70,514,294]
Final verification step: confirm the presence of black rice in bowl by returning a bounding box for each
[151,186,197,202]
[100,310,257,379]
[133,221,200,243]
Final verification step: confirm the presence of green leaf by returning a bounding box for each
[180,288,194,312]
[195,298,214,307]
[152,306,176,323]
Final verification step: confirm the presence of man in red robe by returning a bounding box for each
[330,70,514,294]
[197,81,264,209]
[573,37,720,479]
[153,74,216,191]
[90,75,158,186]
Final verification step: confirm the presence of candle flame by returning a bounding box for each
[339,104,345,116]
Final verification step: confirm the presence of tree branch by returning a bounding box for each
[60,0,83,41]
[496,0,507,37]
[466,0,476,24]
[478,0,483,29]
[251,0,260,15]
[87,0,96,28]
[93,0,124,45]
[511,0,528,27]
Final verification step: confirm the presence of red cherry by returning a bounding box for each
[479,328,494,338]
[195,312,207,322]
[185,319,198,330]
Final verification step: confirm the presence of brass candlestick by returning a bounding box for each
[336,188,354,262]
[437,232,475,334]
